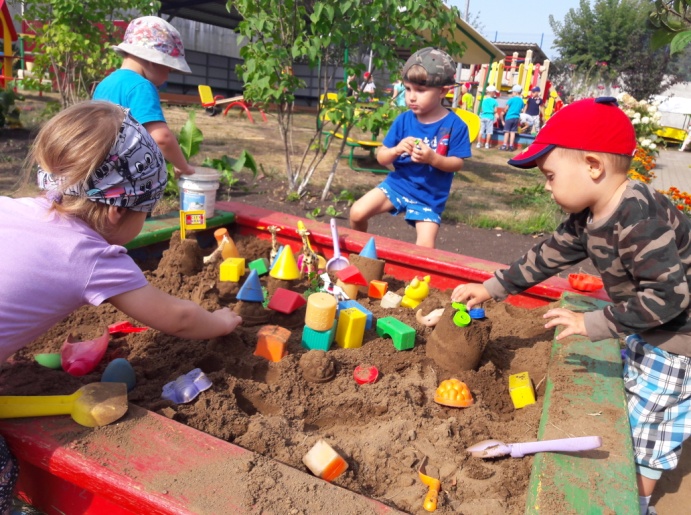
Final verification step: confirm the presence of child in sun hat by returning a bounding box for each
[349,47,471,249]
[93,16,196,178]
[451,97,691,515]
[477,85,499,149]
[499,84,525,151]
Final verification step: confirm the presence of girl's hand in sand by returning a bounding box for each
[215,308,243,333]
[543,308,586,340]
[451,283,490,308]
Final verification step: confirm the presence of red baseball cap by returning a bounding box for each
[508,97,637,169]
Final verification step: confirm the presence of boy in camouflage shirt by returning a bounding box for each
[452,97,691,515]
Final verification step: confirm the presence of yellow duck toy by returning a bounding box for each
[401,275,431,309]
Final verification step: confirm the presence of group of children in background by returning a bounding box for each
[1,12,688,515]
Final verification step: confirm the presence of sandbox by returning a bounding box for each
[0,203,637,514]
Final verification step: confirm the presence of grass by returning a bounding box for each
[4,92,566,236]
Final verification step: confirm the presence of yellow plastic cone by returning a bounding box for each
[270,244,300,280]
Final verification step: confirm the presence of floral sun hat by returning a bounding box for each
[113,16,191,74]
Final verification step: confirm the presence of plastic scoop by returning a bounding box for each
[0,383,128,427]
[467,435,602,458]
[418,456,440,512]
[108,321,148,335]
[161,368,212,404]
[325,218,349,272]
[61,329,109,377]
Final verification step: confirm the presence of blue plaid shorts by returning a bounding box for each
[624,334,691,472]
[377,181,441,227]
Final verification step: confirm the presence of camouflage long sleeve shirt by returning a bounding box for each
[484,181,691,357]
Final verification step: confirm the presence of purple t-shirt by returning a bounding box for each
[0,197,147,362]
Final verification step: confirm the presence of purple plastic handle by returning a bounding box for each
[509,436,602,457]
[330,218,341,259]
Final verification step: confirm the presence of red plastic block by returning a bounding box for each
[267,288,307,314]
[336,265,368,286]
[254,325,291,362]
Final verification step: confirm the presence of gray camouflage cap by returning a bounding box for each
[401,47,456,87]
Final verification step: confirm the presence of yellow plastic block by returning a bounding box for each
[336,279,359,300]
[400,275,430,309]
[335,308,366,349]
[305,292,337,332]
[220,257,246,282]
[509,372,536,409]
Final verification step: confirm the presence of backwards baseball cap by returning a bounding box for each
[508,97,637,169]
[113,16,191,74]
[402,47,456,87]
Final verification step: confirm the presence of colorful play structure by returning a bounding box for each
[0,0,17,89]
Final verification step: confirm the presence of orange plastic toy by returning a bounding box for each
[254,325,291,362]
[568,273,604,292]
[434,379,474,408]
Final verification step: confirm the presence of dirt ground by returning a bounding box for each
[3,230,556,514]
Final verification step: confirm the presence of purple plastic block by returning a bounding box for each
[162,368,212,404]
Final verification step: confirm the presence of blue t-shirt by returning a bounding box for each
[382,109,471,214]
[505,96,525,120]
[525,96,543,116]
[93,69,165,125]
[480,97,498,120]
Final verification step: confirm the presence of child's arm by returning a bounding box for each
[145,121,196,178]
[109,284,242,339]
[377,137,416,166]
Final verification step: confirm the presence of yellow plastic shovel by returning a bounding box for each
[0,383,128,427]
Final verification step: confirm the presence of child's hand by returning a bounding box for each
[543,308,586,340]
[451,283,490,308]
[395,137,417,156]
[213,308,243,334]
[410,140,434,164]
[174,163,196,179]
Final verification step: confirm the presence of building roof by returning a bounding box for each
[494,42,548,64]
[159,1,504,65]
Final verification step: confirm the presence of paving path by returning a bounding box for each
[650,148,691,192]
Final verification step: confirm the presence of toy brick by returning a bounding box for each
[376,316,416,351]
[509,372,536,409]
[301,324,337,351]
[336,265,368,286]
[380,291,402,309]
[368,280,388,299]
[219,257,246,282]
[248,257,270,276]
[267,288,307,314]
[335,308,367,349]
[336,300,373,329]
[254,325,291,362]
[236,269,264,303]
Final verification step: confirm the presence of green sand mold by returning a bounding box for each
[125,210,236,250]
[526,292,638,514]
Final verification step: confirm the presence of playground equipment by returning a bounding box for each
[198,84,267,123]
[0,0,17,89]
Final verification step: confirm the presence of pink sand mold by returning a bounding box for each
[161,368,213,404]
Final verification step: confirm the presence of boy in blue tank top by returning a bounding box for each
[349,48,471,248]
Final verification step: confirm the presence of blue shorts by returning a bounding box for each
[504,117,519,133]
[624,334,691,474]
[377,181,442,227]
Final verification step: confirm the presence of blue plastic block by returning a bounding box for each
[301,324,337,351]
[469,308,486,319]
[237,269,264,303]
[360,237,378,259]
[336,300,373,329]
[101,358,136,392]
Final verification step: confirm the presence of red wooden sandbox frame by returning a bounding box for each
[0,202,608,514]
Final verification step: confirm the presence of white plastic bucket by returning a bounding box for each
[178,167,221,218]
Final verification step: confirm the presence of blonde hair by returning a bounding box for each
[553,147,633,174]
[25,101,124,235]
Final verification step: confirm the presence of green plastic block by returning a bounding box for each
[301,325,337,351]
[248,257,270,276]
[376,316,416,351]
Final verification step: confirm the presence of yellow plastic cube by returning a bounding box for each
[220,257,246,282]
[335,308,366,349]
[509,372,536,409]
